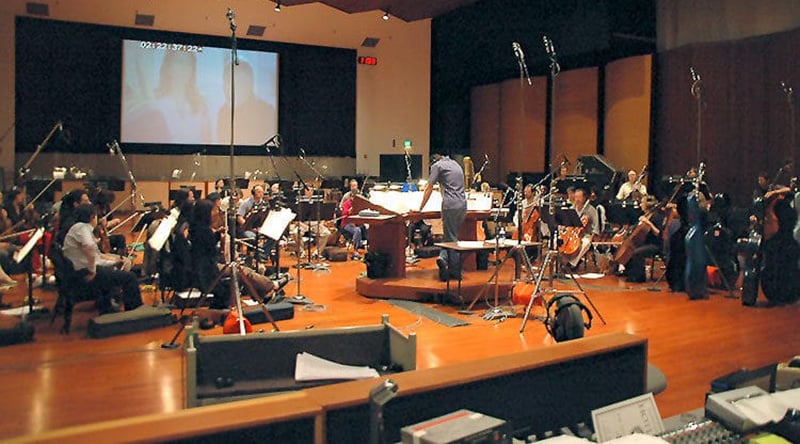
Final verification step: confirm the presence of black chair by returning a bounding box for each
[49,243,94,334]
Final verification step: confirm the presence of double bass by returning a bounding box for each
[684,162,708,300]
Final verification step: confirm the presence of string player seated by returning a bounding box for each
[340,190,365,260]
[61,204,143,314]
[91,188,128,256]
[290,186,333,260]
[508,183,542,277]
[236,185,272,263]
[616,169,647,201]
[623,195,665,283]
[189,199,289,310]
[559,187,599,272]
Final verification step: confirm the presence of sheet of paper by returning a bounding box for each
[606,434,669,444]
[13,227,44,263]
[294,352,379,382]
[736,386,800,425]
[260,207,296,240]
[592,393,664,442]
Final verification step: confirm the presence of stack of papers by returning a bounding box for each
[294,352,379,382]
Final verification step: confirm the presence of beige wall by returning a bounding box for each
[0,0,431,185]
[657,0,800,51]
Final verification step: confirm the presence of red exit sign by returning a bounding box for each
[358,56,378,66]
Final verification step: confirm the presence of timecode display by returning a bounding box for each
[139,41,204,53]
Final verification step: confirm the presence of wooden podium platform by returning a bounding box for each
[355,267,516,302]
[348,195,494,300]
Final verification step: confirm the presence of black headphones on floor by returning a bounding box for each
[544,293,592,342]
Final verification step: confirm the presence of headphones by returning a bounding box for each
[544,293,592,342]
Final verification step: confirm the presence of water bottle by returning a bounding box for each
[498,226,506,244]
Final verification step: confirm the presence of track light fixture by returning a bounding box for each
[382,10,390,21]
[274,1,281,12]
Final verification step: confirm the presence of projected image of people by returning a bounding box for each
[121,40,278,146]
[216,59,276,145]
[124,49,211,143]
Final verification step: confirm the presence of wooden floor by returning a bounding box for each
[0,250,798,440]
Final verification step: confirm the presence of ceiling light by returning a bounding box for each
[382,11,390,21]
[274,2,281,12]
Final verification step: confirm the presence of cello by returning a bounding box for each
[684,162,708,300]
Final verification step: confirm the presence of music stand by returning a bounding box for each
[13,227,48,318]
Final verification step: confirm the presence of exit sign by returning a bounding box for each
[358,56,378,66]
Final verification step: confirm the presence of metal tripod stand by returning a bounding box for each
[161,257,281,349]
[519,211,607,333]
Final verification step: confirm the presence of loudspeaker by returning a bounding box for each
[88,306,174,339]
[240,302,295,325]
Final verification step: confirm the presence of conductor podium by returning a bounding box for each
[349,195,492,300]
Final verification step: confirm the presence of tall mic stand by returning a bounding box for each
[519,41,605,333]
[17,120,62,184]
[463,44,536,319]
[224,7,248,335]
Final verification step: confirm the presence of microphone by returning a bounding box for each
[689,66,700,82]
[106,140,118,155]
[511,42,532,86]
[781,81,793,95]
[484,153,489,164]
[226,7,236,30]
[299,147,306,160]
[57,121,63,132]
[543,35,554,56]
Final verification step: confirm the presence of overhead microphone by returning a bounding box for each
[543,35,553,55]
[511,42,532,85]
[226,7,236,29]
[299,147,306,159]
[781,81,793,95]
[689,66,700,82]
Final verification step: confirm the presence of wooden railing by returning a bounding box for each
[13,332,647,443]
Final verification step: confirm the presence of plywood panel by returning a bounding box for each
[605,55,652,181]
[470,83,501,184]
[552,67,598,172]
[499,76,546,178]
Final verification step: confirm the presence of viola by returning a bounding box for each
[94,221,112,254]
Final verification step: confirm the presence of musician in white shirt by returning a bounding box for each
[616,170,647,200]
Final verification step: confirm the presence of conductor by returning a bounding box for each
[416,153,466,281]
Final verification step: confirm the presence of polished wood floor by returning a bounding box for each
[0,248,798,440]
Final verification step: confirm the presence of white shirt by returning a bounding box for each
[63,222,117,273]
[616,182,647,200]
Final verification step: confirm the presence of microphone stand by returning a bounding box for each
[690,68,703,165]
[277,154,315,305]
[17,121,62,183]
[225,7,248,335]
